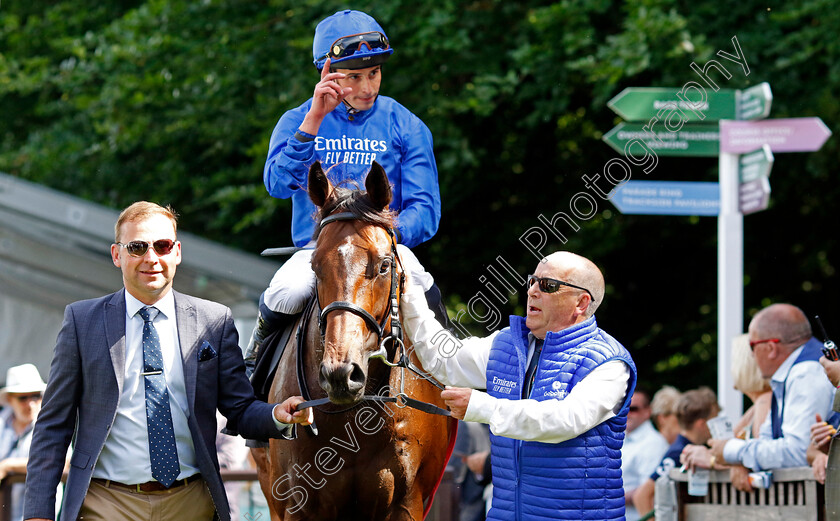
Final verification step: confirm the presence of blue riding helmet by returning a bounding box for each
[313,10,394,71]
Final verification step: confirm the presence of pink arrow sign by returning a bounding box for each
[720,117,832,154]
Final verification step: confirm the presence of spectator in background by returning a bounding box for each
[634,387,720,518]
[216,411,249,521]
[808,356,840,521]
[706,304,834,492]
[622,387,668,521]
[0,364,48,521]
[450,421,492,521]
[651,386,682,445]
[730,333,772,440]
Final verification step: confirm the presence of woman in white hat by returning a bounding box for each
[0,363,47,521]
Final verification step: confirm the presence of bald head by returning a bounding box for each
[541,252,605,317]
[750,303,812,351]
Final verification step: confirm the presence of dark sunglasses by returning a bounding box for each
[117,239,176,257]
[10,392,42,402]
[327,31,390,60]
[527,275,594,301]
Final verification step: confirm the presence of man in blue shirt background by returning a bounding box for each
[708,303,835,491]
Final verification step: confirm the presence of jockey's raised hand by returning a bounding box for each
[299,57,350,135]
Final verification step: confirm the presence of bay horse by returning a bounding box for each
[252,161,457,521]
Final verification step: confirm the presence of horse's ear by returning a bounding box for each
[308,162,333,208]
[365,161,392,211]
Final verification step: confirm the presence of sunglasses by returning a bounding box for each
[748,338,779,351]
[117,239,176,257]
[327,31,390,60]
[527,275,594,301]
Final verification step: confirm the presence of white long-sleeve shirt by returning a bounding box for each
[401,284,630,444]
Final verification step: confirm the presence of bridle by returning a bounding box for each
[296,212,450,419]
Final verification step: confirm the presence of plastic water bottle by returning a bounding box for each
[654,473,678,521]
[688,468,710,496]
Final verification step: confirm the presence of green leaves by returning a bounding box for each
[2,0,840,391]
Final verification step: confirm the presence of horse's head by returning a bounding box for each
[308,161,400,404]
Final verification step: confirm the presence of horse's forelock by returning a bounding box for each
[311,185,395,241]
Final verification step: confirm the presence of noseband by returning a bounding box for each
[296,211,449,419]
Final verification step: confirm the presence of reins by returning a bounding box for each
[295,211,450,419]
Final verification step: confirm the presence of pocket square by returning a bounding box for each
[198,341,217,362]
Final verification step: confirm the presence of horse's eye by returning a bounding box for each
[379,259,391,275]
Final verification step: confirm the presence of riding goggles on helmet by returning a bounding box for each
[325,32,390,61]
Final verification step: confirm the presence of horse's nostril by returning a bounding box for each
[319,363,332,392]
[320,361,366,398]
[348,363,366,389]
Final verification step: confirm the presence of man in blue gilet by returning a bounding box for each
[402,251,637,521]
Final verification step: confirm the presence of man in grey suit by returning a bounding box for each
[23,201,313,521]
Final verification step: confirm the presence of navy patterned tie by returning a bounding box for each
[523,339,544,398]
[138,306,180,487]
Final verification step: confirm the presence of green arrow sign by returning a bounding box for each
[607,87,737,122]
[738,144,774,183]
[602,122,720,157]
[736,82,772,120]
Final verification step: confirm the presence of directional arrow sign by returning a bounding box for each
[738,144,774,183]
[611,180,720,216]
[739,176,771,215]
[603,123,720,157]
[736,82,772,120]
[720,118,832,154]
[608,87,736,122]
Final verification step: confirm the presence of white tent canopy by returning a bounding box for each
[0,172,282,385]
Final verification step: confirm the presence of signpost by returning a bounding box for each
[720,118,832,153]
[606,82,772,122]
[736,83,773,121]
[739,177,771,215]
[604,81,832,419]
[738,145,774,215]
[611,181,719,216]
[607,87,737,122]
[602,123,720,157]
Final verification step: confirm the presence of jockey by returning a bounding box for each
[246,10,446,375]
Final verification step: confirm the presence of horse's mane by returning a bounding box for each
[311,182,396,240]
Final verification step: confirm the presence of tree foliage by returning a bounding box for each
[2,0,839,392]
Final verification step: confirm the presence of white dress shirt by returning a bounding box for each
[401,284,630,444]
[723,343,835,470]
[622,419,668,521]
[94,291,199,483]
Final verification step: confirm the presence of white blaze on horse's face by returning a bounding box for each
[314,220,394,403]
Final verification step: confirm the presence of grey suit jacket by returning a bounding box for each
[23,289,283,521]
